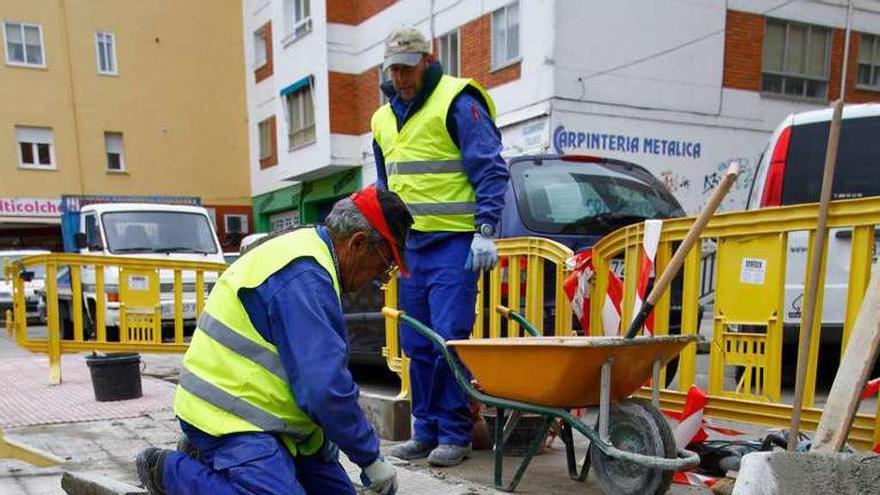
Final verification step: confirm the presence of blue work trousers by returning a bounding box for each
[399,234,478,446]
[162,422,355,495]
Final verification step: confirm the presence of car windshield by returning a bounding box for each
[0,255,46,281]
[510,158,684,235]
[102,211,218,254]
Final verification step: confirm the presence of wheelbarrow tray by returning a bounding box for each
[448,334,696,408]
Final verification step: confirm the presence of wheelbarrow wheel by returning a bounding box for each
[589,399,675,495]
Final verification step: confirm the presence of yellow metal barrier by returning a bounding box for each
[4,253,226,384]
[591,196,880,451]
[383,237,574,400]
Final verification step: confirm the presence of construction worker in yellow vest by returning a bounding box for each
[372,26,509,467]
[135,186,412,495]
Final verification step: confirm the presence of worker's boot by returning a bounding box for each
[427,443,472,467]
[136,447,171,495]
[388,439,433,460]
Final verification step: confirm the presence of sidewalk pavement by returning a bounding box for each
[0,330,711,494]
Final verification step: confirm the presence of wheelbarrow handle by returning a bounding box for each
[495,305,541,337]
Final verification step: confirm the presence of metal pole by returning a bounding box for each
[840,0,854,100]
[789,99,844,449]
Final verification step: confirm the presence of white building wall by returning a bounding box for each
[541,0,880,213]
[245,0,880,210]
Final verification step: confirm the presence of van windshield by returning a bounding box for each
[782,115,880,205]
[510,159,685,235]
[101,211,218,254]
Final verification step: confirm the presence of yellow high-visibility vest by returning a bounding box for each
[173,228,340,456]
[371,75,496,232]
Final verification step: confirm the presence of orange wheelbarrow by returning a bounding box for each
[383,306,700,495]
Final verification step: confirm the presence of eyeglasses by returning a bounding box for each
[375,245,397,283]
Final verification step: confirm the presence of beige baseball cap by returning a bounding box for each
[382,26,431,71]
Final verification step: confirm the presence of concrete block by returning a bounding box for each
[358,391,411,441]
[61,471,146,495]
[733,451,880,495]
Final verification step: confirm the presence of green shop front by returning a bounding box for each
[252,168,362,233]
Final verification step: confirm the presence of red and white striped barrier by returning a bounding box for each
[563,220,661,336]
[672,471,718,488]
[862,377,880,453]
[631,220,662,335]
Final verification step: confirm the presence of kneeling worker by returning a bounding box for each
[135,185,412,495]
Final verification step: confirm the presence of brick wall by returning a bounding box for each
[722,10,764,91]
[329,68,380,135]
[205,204,254,250]
[327,0,396,25]
[460,13,520,89]
[254,22,273,83]
[259,116,278,169]
[830,30,880,103]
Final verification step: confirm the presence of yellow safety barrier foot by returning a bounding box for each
[0,430,65,466]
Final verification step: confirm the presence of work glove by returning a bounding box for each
[360,456,397,495]
[465,233,499,271]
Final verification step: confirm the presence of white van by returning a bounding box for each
[746,103,880,365]
[59,203,225,339]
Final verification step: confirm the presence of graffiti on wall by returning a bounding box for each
[699,157,756,212]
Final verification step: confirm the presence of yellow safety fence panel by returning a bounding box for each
[4,253,226,385]
[383,237,574,400]
[591,196,880,451]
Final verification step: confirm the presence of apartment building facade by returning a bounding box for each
[1,0,253,250]
[245,0,880,231]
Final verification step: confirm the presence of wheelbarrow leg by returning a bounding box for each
[494,412,556,492]
[652,357,662,408]
[599,358,612,442]
[494,407,505,490]
[560,421,590,482]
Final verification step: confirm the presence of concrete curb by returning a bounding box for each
[60,471,146,495]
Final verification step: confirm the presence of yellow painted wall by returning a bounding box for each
[0,0,251,205]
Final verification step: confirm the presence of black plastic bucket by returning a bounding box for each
[482,409,549,457]
[85,353,143,402]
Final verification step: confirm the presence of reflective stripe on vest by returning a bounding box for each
[388,159,464,175]
[371,75,496,232]
[195,311,287,382]
[174,228,339,456]
[178,368,310,439]
[406,202,476,216]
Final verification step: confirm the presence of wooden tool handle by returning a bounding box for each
[647,162,739,307]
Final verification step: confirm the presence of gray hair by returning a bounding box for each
[325,197,382,246]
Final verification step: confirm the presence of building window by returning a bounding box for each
[284,0,312,40]
[104,132,124,171]
[491,2,520,70]
[16,126,54,169]
[761,19,830,99]
[257,119,275,160]
[95,31,117,75]
[286,84,315,149]
[3,22,45,67]
[254,27,268,68]
[224,214,249,234]
[438,29,460,76]
[857,34,880,90]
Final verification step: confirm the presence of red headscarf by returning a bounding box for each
[350,185,409,277]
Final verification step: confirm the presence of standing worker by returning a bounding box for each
[135,186,411,495]
[372,26,509,467]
